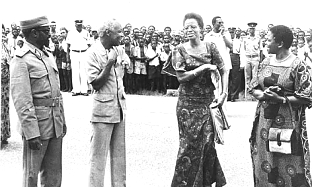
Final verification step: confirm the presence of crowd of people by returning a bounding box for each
[3,18,312,98]
[2,13,312,187]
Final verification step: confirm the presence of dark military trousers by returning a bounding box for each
[228,53,242,100]
[23,137,62,187]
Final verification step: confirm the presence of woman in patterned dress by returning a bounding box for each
[170,13,228,187]
[249,25,312,187]
[1,24,11,146]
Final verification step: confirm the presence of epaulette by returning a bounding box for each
[15,48,31,58]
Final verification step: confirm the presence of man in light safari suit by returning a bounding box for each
[10,15,66,187]
[85,19,127,187]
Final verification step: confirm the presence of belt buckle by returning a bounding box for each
[52,97,60,107]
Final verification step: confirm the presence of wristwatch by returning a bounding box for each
[282,97,286,104]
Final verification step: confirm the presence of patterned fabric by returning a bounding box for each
[250,54,312,187]
[171,42,226,187]
[1,42,11,142]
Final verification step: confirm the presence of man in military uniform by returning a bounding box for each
[10,16,66,187]
[85,19,127,187]
[243,22,261,92]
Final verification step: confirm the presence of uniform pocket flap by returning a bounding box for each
[94,94,115,102]
[29,70,48,78]
[35,108,50,121]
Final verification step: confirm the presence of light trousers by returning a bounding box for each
[70,51,88,93]
[89,120,126,187]
[245,56,260,90]
[23,137,63,187]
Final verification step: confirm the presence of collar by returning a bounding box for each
[24,41,49,59]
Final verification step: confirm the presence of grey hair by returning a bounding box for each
[98,19,120,37]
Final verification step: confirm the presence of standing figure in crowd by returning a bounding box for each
[249,25,312,187]
[133,38,148,92]
[171,12,228,187]
[1,24,11,147]
[159,43,171,94]
[10,16,66,187]
[123,35,135,93]
[85,18,127,187]
[53,33,67,92]
[243,22,261,92]
[50,21,57,35]
[59,27,73,92]
[146,39,162,91]
[66,19,90,96]
[304,37,312,65]
[228,27,242,102]
[7,26,23,58]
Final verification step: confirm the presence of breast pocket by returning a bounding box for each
[92,94,116,118]
[29,70,49,92]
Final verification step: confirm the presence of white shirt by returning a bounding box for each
[204,31,232,70]
[66,29,90,51]
[146,45,162,66]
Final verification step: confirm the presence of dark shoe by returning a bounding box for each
[81,93,89,96]
[231,99,236,102]
[1,140,8,144]
[72,92,80,96]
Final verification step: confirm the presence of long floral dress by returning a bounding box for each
[1,42,11,143]
[171,42,226,187]
[250,54,312,187]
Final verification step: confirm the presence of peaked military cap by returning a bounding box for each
[20,16,50,30]
[75,20,83,25]
[247,22,257,28]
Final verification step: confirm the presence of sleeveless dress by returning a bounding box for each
[171,42,226,187]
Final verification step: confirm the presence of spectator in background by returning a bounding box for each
[123,27,130,37]
[123,35,135,93]
[59,27,72,92]
[50,21,57,35]
[205,24,212,33]
[159,43,171,94]
[7,26,23,58]
[228,27,242,102]
[140,26,147,36]
[133,38,148,92]
[146,39,161,91]
[304,37,312,65]
[242,22,261,93]
[66,19,91,96]
[147,25,155,35]
[1,24,11,147]
[297,38,306,60]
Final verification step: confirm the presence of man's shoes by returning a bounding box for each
[72,92,80,96]
[231,99,236,102]
[81,93,89,96]
[1,140,8,144]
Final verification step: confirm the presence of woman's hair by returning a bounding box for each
[270,25,293,49]
[183,13,204,30]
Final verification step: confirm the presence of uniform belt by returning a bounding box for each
[72,49,87,53]
[33,97,61,107]
[246,54,258,58]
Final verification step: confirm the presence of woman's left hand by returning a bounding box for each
[213,93,227,107]
[263,88,280,102]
